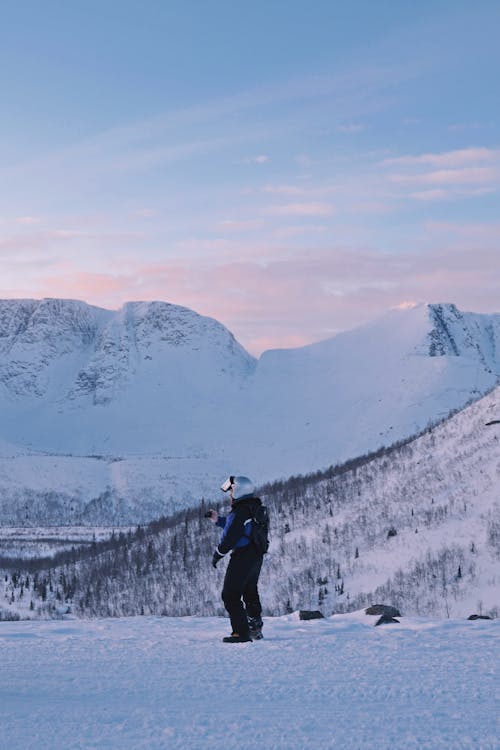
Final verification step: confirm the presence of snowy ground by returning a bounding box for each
[1,612,498,750]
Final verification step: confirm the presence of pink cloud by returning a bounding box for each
[410,189,450,201]
[38,268,142,301]
[380,147,500,202]
[410,187,496,201]
[271,224,327,239]
[391,166,499,186]
[262,184,304,195]
[343,200,392,215]
[133,208,159,218]
[6,219,499,356]
[383,147,500,168]
[217,219,264,233]
[0,229,83,254]
[15,216,44,225]
[424,220,500,245]
[49,237,498,352]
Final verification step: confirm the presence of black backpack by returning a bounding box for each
[249,501,270,554]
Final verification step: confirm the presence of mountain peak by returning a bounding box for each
[0,297,256,406]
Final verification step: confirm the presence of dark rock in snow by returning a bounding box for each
[467,614,493,620]
[375,615,400,626]
[365,604,402,618]
[299,610,324,621]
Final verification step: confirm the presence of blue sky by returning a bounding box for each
[1,0,499,353]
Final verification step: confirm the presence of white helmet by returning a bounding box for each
[220,475,255,500]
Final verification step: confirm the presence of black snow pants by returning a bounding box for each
[222,544,263,638]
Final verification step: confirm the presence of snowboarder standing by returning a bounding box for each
[207,475,265,643]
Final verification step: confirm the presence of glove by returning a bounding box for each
[212,550,224,568]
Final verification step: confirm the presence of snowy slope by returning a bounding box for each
[1,613,499,750]
[257,383,500,619]
[0,298,499,523]
[4,384,498,621]
[246,302,500,473]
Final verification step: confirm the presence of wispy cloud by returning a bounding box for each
[390,166,499,185]
[381,146,500,201]
[262,184,305,195]
[251,155,270,164]
[2,62,409,185]
[382,147,500,168]
[216,219,264,233]
[337,123,366,133]
[424,220,500,245]
[39,269,136,300]
[264,202,335,217]
[410,187,496,201]
[0,229,83,253]
[448,122,493,132]
[133,208,160,218]
[15,216,44,225]
[271,224,327,239]
[409,189,450,201]
[293,154,315,168]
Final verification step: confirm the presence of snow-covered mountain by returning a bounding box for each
[0,298,499,524]
[0,298,254,450]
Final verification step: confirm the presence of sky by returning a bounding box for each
[1,0,499,354]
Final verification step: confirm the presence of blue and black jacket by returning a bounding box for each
[215,497,261,558]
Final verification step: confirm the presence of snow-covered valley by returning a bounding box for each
[2,383,499,622]
[1,613,498,750]
[1,297,500,524]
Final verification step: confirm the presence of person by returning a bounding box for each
[207,475,264,643]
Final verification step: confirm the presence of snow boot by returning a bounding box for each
[248,616,264,640]
[222,632,252,643]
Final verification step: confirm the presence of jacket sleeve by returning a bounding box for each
[215,516,226,529]
[217,508,247,556]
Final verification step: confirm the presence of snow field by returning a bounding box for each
[1,612,498,750]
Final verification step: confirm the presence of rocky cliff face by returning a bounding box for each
[0,299,106,398]
[74,301,255,405]
[427,303,500,371]
[0,298,255,405]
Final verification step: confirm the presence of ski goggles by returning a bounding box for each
[220,476,235,492]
